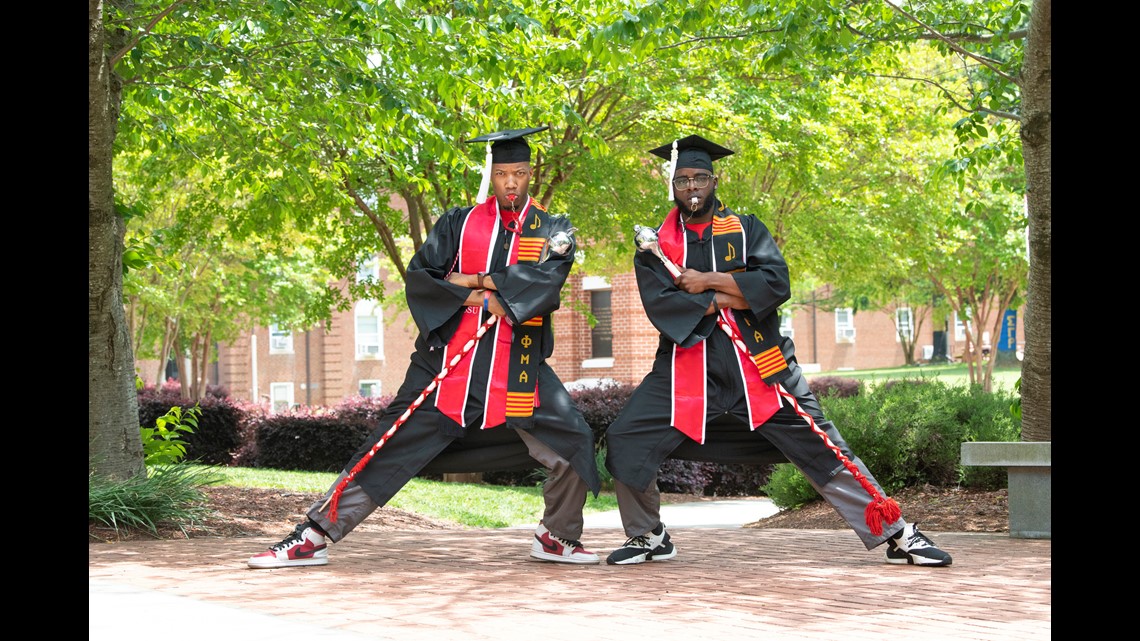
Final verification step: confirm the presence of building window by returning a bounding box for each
[953,311,968,341]
[590,289,613,358]
[581,277,613,368]
[779,309,794,339]
[835,308,856,343]
[356,253,380,283]
[355,300,383,359]
[269,323,293,353]
[270,382,294,413]
[895,308,914,342]
[359,380,382,398]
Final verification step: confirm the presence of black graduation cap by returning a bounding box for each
[466,126,549,203]
[647,135,735,199]
[467,126,549,163]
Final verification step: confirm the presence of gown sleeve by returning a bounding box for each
[730,216,791,321]
[404,207,481,347]
[492,213,575,324]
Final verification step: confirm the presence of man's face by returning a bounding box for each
[491,162,532,210]
[672,167,718,217]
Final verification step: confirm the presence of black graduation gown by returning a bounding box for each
[344,203,601,505]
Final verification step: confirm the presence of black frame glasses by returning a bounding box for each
[672,174,715,190]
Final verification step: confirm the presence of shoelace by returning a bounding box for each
[623,534,651,548]
[269,528,305,552]
[903,528,934,549]
[553,534,585,549]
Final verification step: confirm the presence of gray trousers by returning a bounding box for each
[613,462,903,551]
[307,429,588,543]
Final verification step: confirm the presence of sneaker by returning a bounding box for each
[247,521,329,569]
[885,523,952,566]
[530,522,600,564]
[605,522,677,565]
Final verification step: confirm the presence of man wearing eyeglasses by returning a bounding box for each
[602,135,953,568]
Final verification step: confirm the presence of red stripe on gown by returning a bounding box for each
[435,200,498,426]
[436,198,529,428]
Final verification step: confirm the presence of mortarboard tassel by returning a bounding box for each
[667,140,678,201]
[476,141,493,204]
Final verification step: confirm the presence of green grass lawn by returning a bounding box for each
[198,465,619,528]
[810,361,1022,393]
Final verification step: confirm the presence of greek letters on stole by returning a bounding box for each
[656,207,788,443]
[434,198,549,430]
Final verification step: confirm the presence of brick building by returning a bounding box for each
[140,269,1023,411]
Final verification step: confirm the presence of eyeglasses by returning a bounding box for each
[672,174,715,190]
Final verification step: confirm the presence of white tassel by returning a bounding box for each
[667,140,678,200]
[476,141,493,204]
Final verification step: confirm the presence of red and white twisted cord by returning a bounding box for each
[321,315,499,521]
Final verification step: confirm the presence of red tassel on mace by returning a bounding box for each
[864,496,901,537]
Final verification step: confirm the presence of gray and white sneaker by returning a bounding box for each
[885,523,952,566]
[606,522,677,565]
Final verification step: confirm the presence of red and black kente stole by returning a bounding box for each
[656,207,785,443]
[435,197,549,429]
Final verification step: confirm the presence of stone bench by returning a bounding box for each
[960,441,1050,539]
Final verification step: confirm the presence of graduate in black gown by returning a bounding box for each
[603,135,952,567]
[249,127,602,568]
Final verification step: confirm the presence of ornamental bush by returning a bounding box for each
[137,381,242,465]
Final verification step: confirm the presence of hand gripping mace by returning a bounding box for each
[632,224,900,535]
[320,230,576,522]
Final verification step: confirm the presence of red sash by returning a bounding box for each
[435,198,532,428]
[657,207,781,444]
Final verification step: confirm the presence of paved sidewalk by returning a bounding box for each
[90,511,1050,641]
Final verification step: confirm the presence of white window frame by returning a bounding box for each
[269,323,293,354]
[953,311,967,341]
[358,380,382,398]
[270,382,294,414]
[779,309,794,339]
[895,307,914,342]
[355,300,383,359]
[835,307,856,343]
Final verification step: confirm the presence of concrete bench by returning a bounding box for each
[960,441,1050,539]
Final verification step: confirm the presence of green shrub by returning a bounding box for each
[90,397,220,538]
[761,379,1020,507]
[761,463,819,509]
[140,404,201,465]
[137,382,243,465]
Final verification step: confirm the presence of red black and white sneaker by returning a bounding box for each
[247,522,329,568]
[530,522,599,564]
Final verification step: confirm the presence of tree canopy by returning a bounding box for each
[91,0,1048,481]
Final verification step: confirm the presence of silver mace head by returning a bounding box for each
[539,228,576,263]
[547,230,574,256]
[633,224,661,252]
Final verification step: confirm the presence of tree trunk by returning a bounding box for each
[89,0,145,481]
[1019,0,1051,443]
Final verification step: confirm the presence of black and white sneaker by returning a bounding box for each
[885,523,952,566]
[606,522,677,565]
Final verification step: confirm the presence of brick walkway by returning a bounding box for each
[89,527,1050,640]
